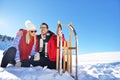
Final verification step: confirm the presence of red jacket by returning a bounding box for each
[36,32,66,62]
[19,29,36,61]
[47,34,66,61]
[47,34,57,61]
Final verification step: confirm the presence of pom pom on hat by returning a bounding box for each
[25,20,36,31]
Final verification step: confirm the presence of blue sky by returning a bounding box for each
[0,0,120,54]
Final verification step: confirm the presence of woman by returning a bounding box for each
[1,20,38,67]
[30,23,66,69]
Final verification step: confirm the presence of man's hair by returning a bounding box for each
[40,23,48,29]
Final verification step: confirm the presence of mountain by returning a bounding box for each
[0,34,14,50]
[0,50,120,80]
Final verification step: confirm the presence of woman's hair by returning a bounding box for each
[26,32,31,44]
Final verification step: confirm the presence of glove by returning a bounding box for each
[15,61,21,67]
[34,52,40,61]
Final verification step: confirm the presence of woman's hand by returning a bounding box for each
[16,31,23,36]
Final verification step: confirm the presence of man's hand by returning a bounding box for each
[34,52,40,61]
[15,61,21,67]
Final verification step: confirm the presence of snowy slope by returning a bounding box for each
[72,52,120,65]
[0,35,13,50]
[0,50,3,65]
[0,50,120,80]
[0,41,12,50]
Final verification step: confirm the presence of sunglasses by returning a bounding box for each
[40,27,47,30]
[30,30,37,33]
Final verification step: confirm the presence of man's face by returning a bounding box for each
[40,25,48,35]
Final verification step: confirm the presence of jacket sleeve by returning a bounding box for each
[47,35,57,61]
[30,44,36,56]
[12,35,21,62]
[30,35,39,56]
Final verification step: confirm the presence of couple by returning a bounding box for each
[1,20,65,69]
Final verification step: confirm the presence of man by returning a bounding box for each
[31,23,65,69]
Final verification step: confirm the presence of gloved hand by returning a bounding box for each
[34,52,40,61]
[15,61,21,67]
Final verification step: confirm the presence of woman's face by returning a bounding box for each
[29,30,37,37]
[40,25,48,35]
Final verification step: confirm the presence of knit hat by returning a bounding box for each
[25,20,36,31]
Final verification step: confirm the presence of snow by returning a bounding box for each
[0,66,74,80]
[0,50,3,65]
[0,50,120,80]
[72,52,120,65]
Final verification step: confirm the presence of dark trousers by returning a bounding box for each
[30,56,56,69]
[0,47,32,67]
[1,47,16,67]
[1,47,56,69]
[15,56,56,69]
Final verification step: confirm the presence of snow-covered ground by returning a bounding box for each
[0,50,120,80]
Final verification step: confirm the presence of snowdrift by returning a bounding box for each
[0,50,120,80]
